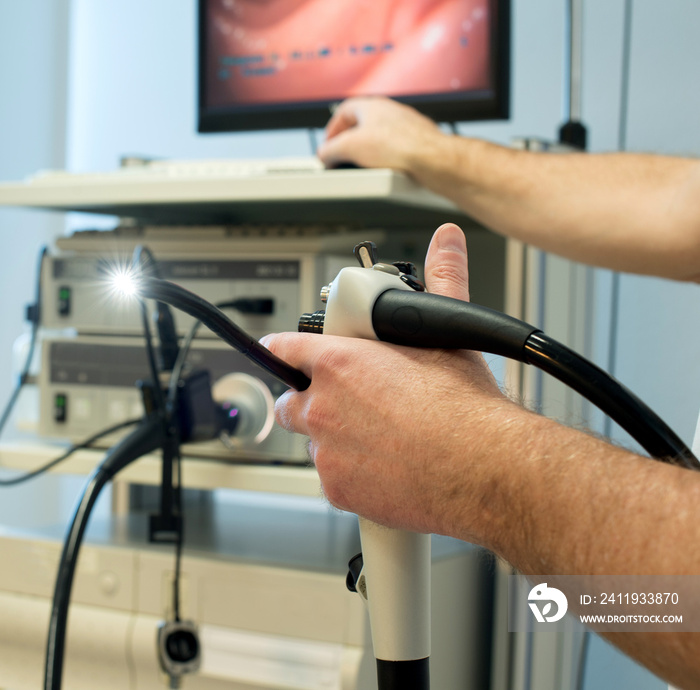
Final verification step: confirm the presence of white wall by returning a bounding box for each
[610,1,700,451]
[66,0,311,172]
[0,0,80,527]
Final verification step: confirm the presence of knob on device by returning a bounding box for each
[211,373,275,447]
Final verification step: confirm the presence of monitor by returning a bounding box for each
[198,0,510,132]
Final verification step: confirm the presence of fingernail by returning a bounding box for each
[259,335,271,347]
[437,225,466,254]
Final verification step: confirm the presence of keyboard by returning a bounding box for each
[28,157,326,185]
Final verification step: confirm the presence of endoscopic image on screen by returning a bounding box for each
[204,0,492,107]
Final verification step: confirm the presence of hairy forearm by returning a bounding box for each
[408,135,700,280]
[464,405,700,688]
[483,411,699,573]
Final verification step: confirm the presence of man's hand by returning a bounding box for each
[318,97,445,174]
[261,224,509,538]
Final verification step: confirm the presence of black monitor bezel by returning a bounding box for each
[197,0,511,133]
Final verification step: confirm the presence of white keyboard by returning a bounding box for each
[28,157,326,185]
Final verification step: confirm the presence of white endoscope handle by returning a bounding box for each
[323,266,432,669]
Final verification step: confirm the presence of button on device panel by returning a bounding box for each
[54,393,67,423]
[45,256,304,336]
[58,286,71,316]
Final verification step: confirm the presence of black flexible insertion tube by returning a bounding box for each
[44,417,165,690]
[524,333,699,469]
[139,278,310,392]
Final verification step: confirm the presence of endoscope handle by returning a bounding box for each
[303,265,432,688]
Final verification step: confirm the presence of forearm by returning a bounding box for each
[479,410,698,572]
[464,405,700,688]
[409,135,700,280]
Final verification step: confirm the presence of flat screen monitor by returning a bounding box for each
[198,0,510,132]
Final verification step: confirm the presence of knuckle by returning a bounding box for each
[313,344,349,375]
[273,392,295,431]
[303,395,330,434]
[427,263,470,298]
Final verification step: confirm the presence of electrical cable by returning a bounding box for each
[139,278,310,391]
[172,451,183,622]
[138,298,168,414]
[0,417,142,486]
[0,246,48,438]
[167,313,206,411]
[132,246,171,414]
[131,246,187,635]
[166,297,273,410]
[44,416,165,690]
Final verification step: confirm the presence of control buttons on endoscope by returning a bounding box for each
[353,241,378,268]
[392,261,417,276]
[400,274,426,292]
[299,243,425,334]
[371,263,400,276]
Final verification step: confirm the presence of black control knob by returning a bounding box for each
[298,310,326,334]
[400,274,426,292]
[392,261,418,277]
[346,552,364,593]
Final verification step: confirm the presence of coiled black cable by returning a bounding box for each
[0,246,48,438]
[0,417,142,486]
[44,417,164,690]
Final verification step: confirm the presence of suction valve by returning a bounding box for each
[392,261,418,277]
[400,274,426,292]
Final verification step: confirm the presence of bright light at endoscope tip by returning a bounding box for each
[109,266,141,299]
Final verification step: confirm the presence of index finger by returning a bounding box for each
[324,98,363,140]
[259,332,317,380]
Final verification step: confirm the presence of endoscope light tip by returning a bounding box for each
[108,265,142,300]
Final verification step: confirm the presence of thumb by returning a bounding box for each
[424,223,470,301]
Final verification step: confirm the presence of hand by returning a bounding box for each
[317,97,444,174]
[261,224,515,540]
